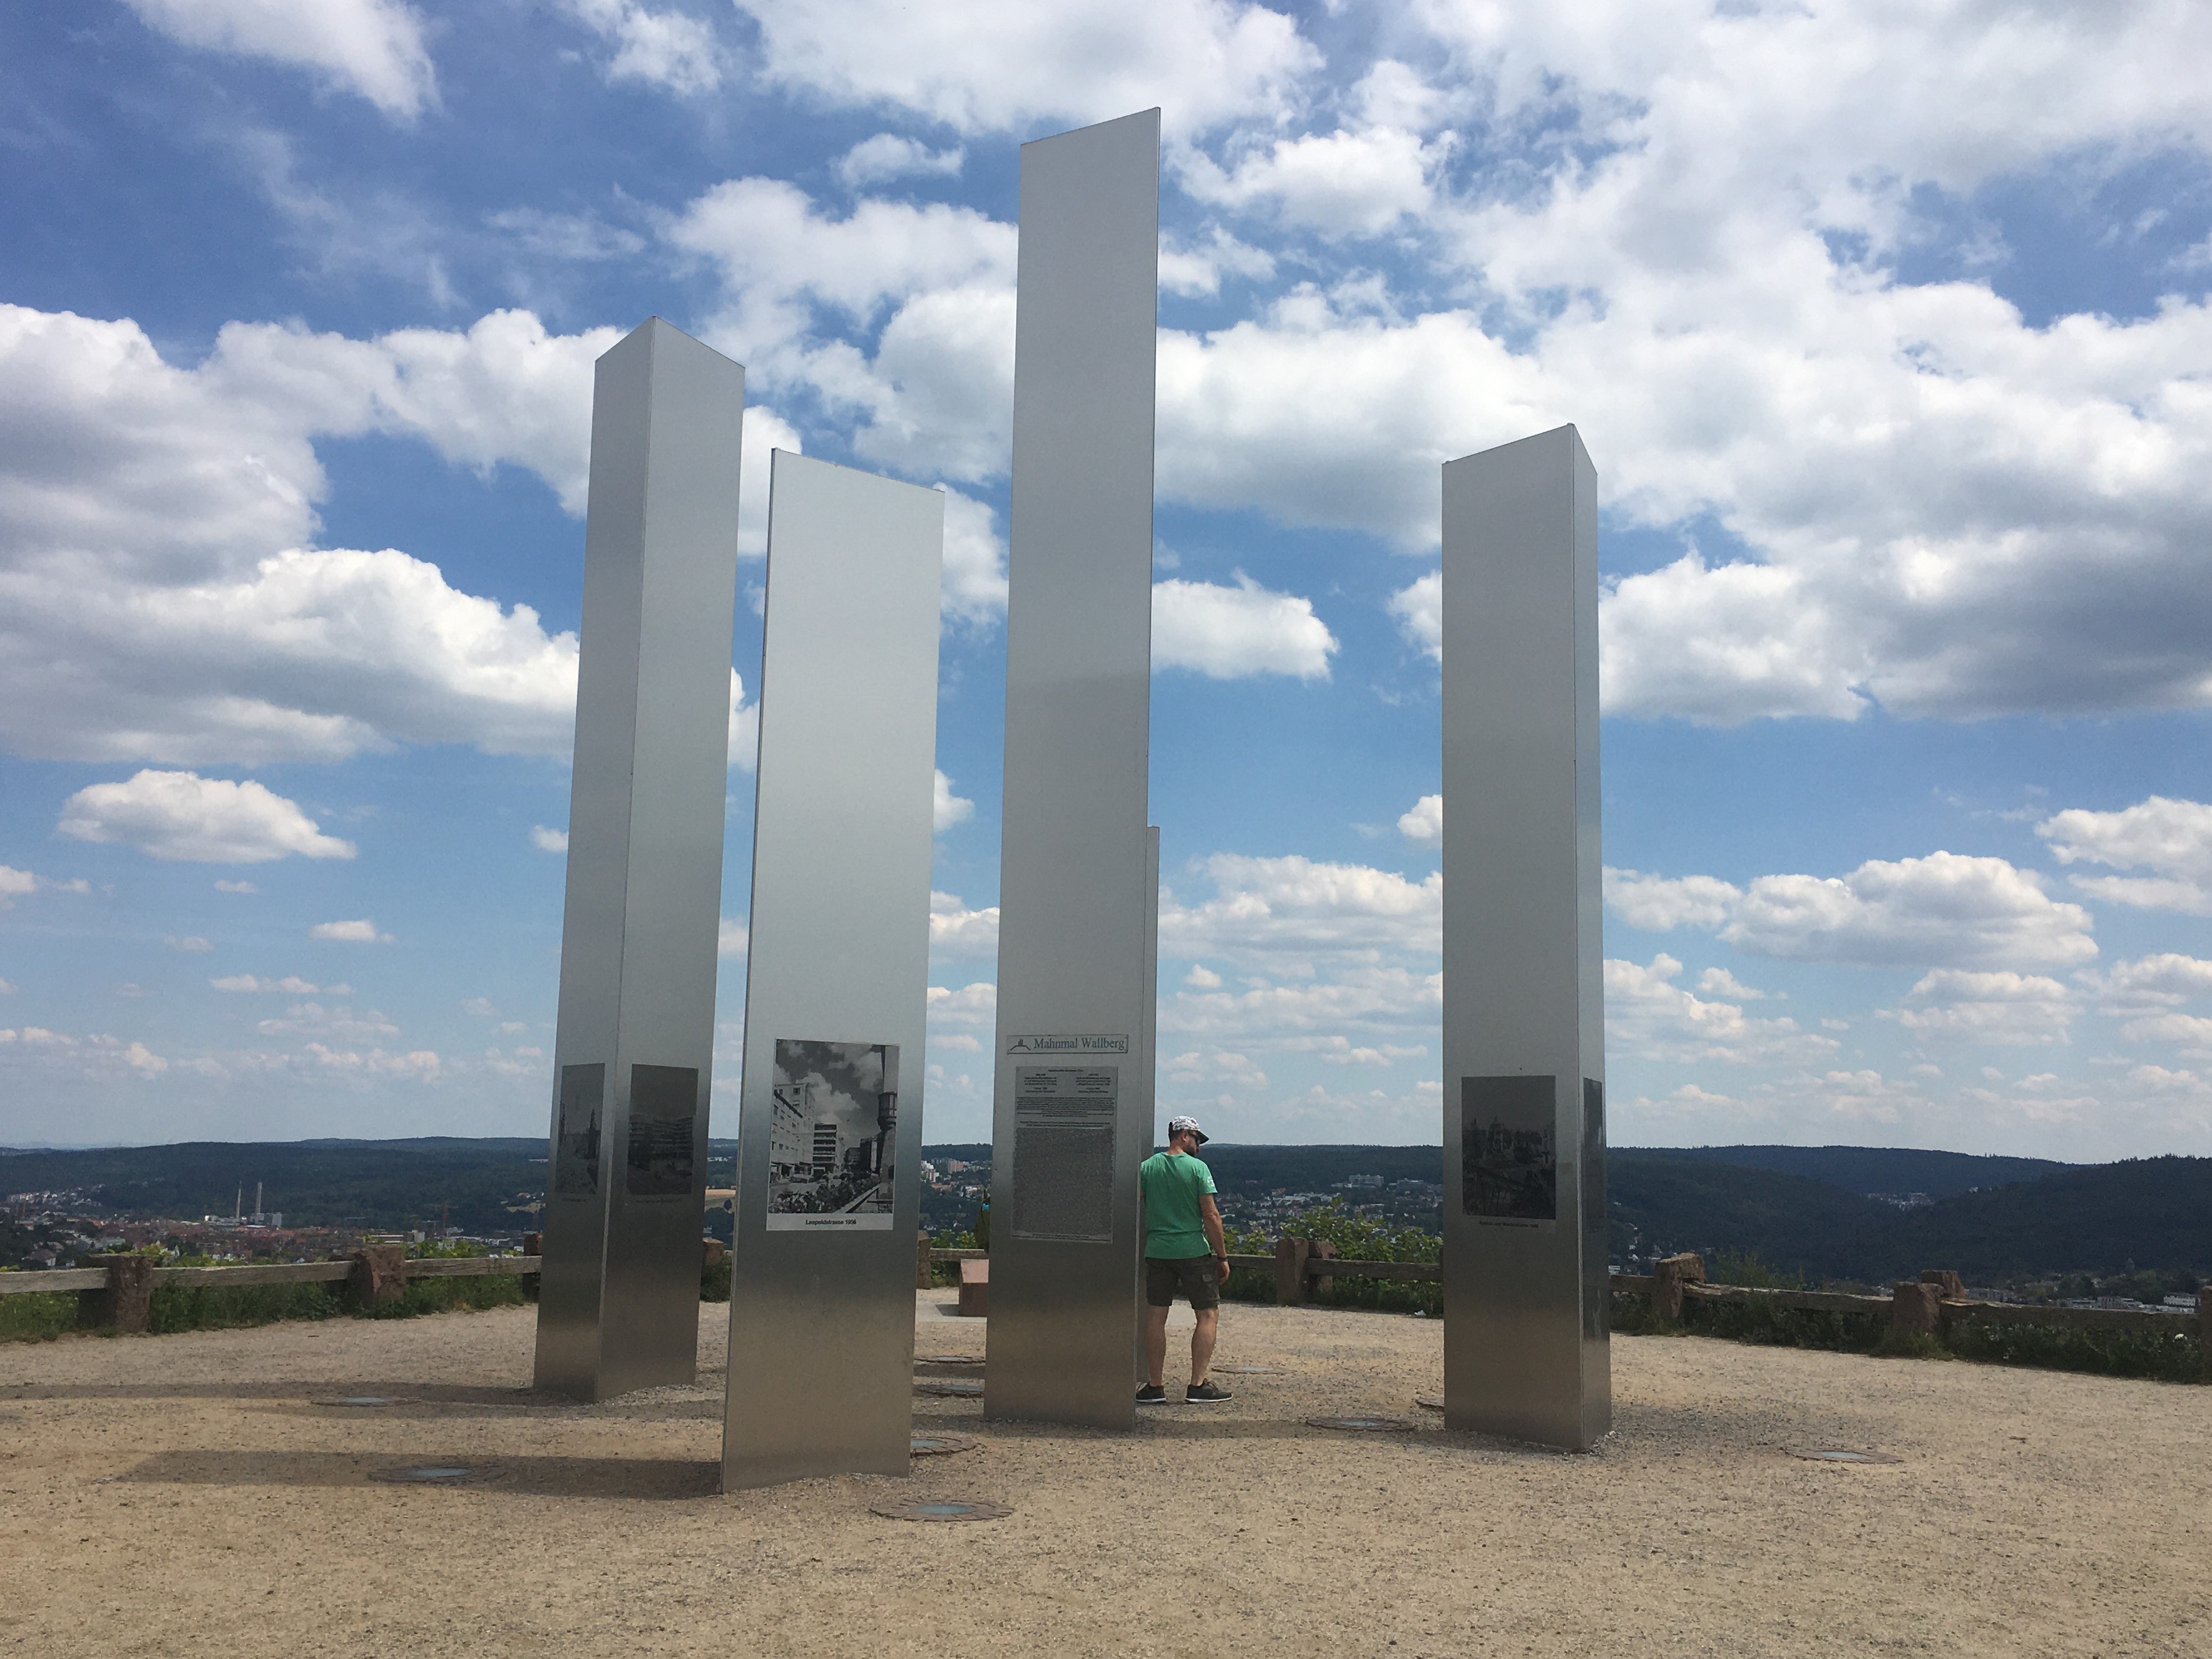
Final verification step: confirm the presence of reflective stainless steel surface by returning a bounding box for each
[535,318,744,1402]
[986,109,1159,1431]
[1132,824,1160,1385]
[1440,424,1609,1451]
[722,452,943,1490]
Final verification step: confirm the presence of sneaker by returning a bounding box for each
[1135,1384,1167,1405]
[1185,1380,1232,1403]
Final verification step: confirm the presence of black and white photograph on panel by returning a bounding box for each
[1462,1074,1559,1222]
[625,1064,699,1198]
[554,1062,604,1198]
[765,1040,899,1230]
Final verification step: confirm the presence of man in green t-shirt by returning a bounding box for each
[1137,1115,1232,1404]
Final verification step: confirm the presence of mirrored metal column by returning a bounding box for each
[1440,424,1610,1451]
[535,317,744,1402]
[986,108,1160,1430]
[721,453,944,1491]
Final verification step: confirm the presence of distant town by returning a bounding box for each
[3,1138,2204,1313]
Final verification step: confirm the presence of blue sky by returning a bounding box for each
[4,1,2212,1160]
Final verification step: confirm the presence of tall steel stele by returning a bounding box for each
[534,318,745,1402]
[1440,424,1610,1451]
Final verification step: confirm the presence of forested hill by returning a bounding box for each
[6,1138,2207,1283]
[1605,1152,2211,1283]
[1652,1144,2071,1198]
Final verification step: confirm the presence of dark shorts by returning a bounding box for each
[1145,1255,1221,1311]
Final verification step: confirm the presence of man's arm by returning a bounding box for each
[1199,1193,1229,1282]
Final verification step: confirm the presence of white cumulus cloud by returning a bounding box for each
[1397,794,1441,847]
[929,891,999,959]
[565,0,723,93]
[1153,574,1337,681]
[1162,853,1440,962]
[1605,953,1835,1066]
[123,0,438,119]
[1605,852,2096,968]
[835,135,966,189]
[933,771,975,833]
[58,771,354,863]
[1184,125,1442,237]
[1883,970,2079,1047]
[531,826,569,853]
[2038,796,2212,915]
[309,919,391,943]
[729,0,1319,138]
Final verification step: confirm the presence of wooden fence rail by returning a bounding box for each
[16,1241,2206,1376]
[1,1248,546,1333]
[921,1243,2208,1371]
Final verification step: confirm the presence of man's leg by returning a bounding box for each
[1190,1305,1219,1386]
[1145,1303,1171,1388]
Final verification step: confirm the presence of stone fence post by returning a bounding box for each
[1650,1253,1705,1322]
[1919,1268,1965,1302]
[1890,1280,1942,1338]
[1308,1238,1338,1296]
[1272,1236,1310,1305]
[2199,1286,2210,1382]
[76,1253,155,1334]
[350,1243,408,1307]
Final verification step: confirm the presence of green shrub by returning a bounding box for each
[926,1228,981,1287]
[1943,1317,2203,1383]
[1224,1200,1443,1316]
[0,1289,76,1342]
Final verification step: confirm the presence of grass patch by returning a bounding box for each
[1610,1252,2208,1385]
[0,1291,76,1342]
[1943,1317,2203,1383]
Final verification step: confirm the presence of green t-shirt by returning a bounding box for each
[1140,1150,1218,1260]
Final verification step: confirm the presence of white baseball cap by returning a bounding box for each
[1167,1115,1209,1144]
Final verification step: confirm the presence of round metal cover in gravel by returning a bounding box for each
[1789,1447,1902,1464]
[914,1379,983,1397]
[909,1433,980,1456]
[319,1395,404,1407]
[367,1462,494,1485]
[1413,1395,1445,1411]
[1211,1364,1279,1374]
[871,1498,1010,1522]
[1308,1415,1416,1432]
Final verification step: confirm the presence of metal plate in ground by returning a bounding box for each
[1414,1395,1445,1411]
[319,1395,407,1407]
[1211,1365,1278,1375]
[915,1354,983,1367]
[910,1433,980,1456]
[871,1497,1011,1522]
[915,1379,983,1397]
[1789,1447,1902,1464]
[367,1462,496,1485]
[1308,1416,1416,1433]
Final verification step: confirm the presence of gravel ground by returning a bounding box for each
[3,1294,2206,1657]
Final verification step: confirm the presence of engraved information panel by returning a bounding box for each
[1009,1064,1118,1243]
[1460,1074,1557,1223]
[554,1063,605,1199]
[765,1039,899,1232]
[625,1063,698,1198]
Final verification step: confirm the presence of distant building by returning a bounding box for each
[769,1085,809,1179]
